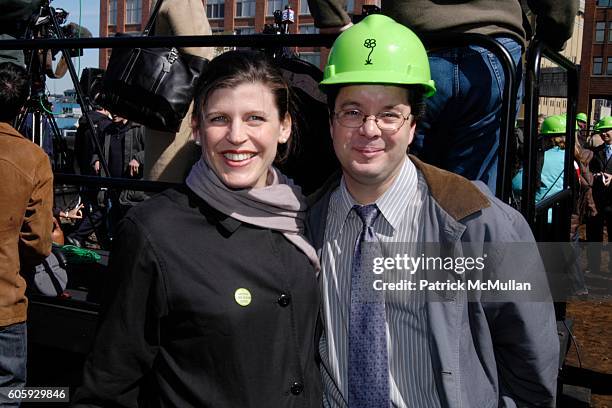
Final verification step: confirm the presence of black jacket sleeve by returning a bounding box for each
[72,217,168,408]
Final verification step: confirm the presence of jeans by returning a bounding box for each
[0,322,27,407]
[412,37,523,194]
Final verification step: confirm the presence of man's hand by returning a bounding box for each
[129,159,140,176]
[61,203,84,220]
[602,172,612,187]
[93,160,100,174]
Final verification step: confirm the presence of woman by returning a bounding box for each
[73,51,322,407]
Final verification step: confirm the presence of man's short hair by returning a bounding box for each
[0,62,29,122]
[325,84,427,123]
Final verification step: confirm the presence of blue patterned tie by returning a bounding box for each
[348,204,390,408]
[606,144,612,161]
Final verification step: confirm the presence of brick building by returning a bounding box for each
[98,0,377,69]
[578,0,612,123]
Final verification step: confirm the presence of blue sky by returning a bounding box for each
[48,0,100,94]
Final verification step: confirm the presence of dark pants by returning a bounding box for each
[0,322,27,407]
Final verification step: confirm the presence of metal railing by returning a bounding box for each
[1,32,518,199]
[522,39,579,235]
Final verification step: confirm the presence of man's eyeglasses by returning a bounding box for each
[334,109,411,133]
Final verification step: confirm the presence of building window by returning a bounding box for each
[609,22,612,42]
[345,0,355,13]
[596,0,611,6]
[235,26,256,34]
[268,0,289,16]
[608,57,612,75]
[207,0,225,19]
[236,0,256,17]
[299,24,319,34]
[108,0,117,25]
[300,52,320,67]
[300,0,310,15]
[595,22,605,42]
[593,57,603,75]
[125,0,142,24]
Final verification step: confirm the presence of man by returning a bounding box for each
[307,0,577,193]
[67,114,144,247]
[0,61,53,405]
[587,116,612,274]
[74,100,112,177]
[576,112,588,147]
[91,114,144,180]
[308,16,559,407]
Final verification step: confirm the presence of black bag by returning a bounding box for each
[100,0,208,132]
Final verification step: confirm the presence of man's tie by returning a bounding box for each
[605,144,612,161]
[348,204,390,407]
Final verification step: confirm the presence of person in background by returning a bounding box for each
[0,61,53,406]
[72,50,322,407]
[576,111,588,147]
[74,99,112,177]
[587,116,612,274]
[513,115,567,203]
[92,115,145,180]
[307,0,577,194]
[143,0,215,183]
[308,15,558,407]
[66,99,112,248]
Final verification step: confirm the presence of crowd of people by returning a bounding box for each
[1,0,610,407]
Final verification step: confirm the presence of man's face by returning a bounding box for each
[601,129,612,145]
[331,85,415,196]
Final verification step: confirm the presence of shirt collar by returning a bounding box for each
[333,156,417,234]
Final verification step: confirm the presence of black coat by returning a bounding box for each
[73,187,322,407]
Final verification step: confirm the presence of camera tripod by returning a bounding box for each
[16,0,110,175]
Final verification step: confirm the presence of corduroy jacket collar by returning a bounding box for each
[0,121,25,139]
[308,154,490,223]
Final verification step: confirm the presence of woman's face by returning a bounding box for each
[195,81,291,189]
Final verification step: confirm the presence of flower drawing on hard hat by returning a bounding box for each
[364,38,377,65]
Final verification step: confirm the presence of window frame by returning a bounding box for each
[108,0,117,26]
[595,21,606,43]
[236,0,256,17]
[593,56,603,75]
[125,0,142,25]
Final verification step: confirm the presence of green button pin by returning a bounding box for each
[234,288,252,307]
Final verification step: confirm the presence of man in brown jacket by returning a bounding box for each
[0,61,53,405]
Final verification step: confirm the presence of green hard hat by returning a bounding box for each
[576,112,587,122]
[320,14,436,97]
[594,116,612,132]
[540,115,569,135]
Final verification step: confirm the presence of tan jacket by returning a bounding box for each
[144,0,213,183]
[0,122,53,326]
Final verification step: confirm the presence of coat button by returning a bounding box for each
[277,293,291,307]
[290,381,303,395]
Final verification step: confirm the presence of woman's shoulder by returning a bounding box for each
[124,187,193,225]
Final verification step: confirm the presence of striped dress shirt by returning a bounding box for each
[320,157,441,408]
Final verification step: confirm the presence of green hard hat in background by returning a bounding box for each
[320,14,436,97]
[540,115,569,135]
[594,116,612,132]
[576,112,587,122]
